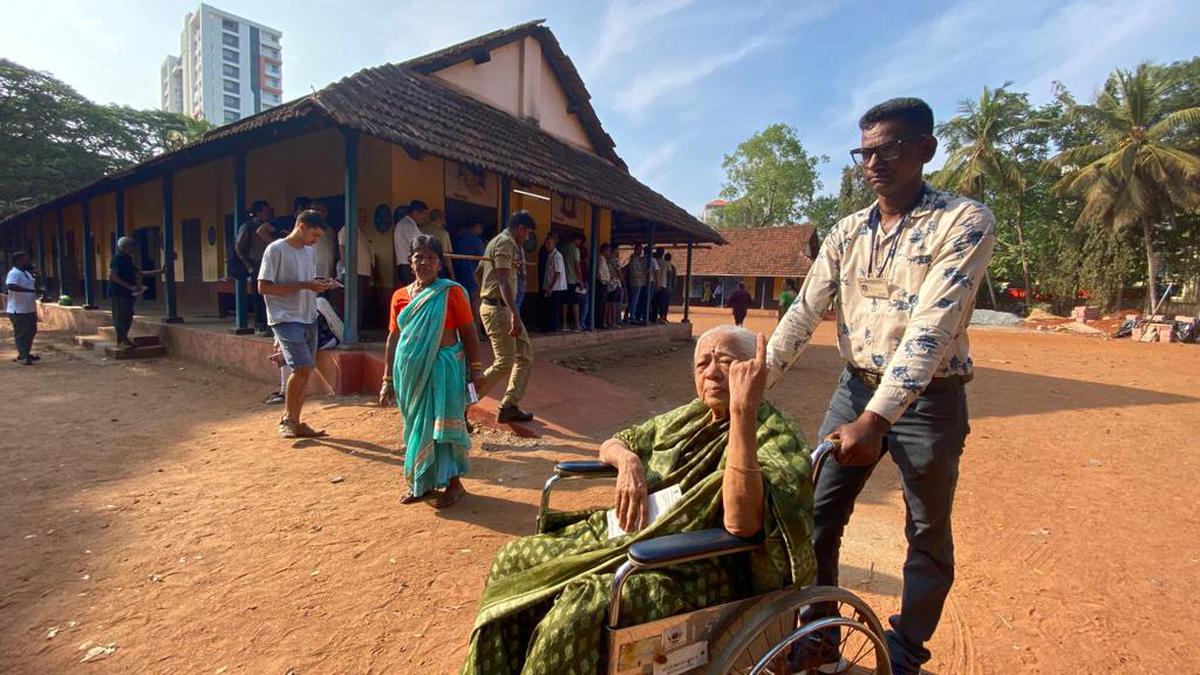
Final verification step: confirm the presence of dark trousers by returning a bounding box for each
[811,369,968,671]
[111,296,135,344]
[8,312,37,359]
[541,291,561,332]
[396,264,415,286]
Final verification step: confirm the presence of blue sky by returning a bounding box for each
[3,0,1199,216]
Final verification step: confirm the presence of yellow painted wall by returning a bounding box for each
[173,158,233,282]
[434,40,522,116]
[431,36,594,152]
[597,207,612,247]
[88,193,114,280]
[389,146,445,285]
[60,203,84,287]
[537,55,591,150]
[128,177,165,271]
[358,135,394,285]
[247,128,344,222]
[511,184,551,292]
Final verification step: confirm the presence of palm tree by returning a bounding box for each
[1051,63,1200,311]
[935,83,1033,307]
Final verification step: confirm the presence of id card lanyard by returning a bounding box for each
[866,208,910,279]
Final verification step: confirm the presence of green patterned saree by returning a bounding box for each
[462,399,816,675]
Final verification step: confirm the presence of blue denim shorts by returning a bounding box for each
[271,321,318,369]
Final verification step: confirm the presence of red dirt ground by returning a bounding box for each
[1,317,1198,674]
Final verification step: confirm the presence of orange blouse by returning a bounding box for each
[388,284,474,333]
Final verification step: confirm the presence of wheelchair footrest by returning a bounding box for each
[628,528,761,567]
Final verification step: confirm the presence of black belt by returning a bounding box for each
[481,297,507,308]
[847,364,971,392]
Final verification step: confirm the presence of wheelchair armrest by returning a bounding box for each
[609,528,762,628]
[554,460,619,478]
[627,528,762,568]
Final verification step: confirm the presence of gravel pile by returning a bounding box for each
[970,309,1023,326]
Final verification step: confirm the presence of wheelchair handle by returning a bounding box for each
[811,439,838,484]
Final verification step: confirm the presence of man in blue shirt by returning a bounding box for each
[452,221,485,336]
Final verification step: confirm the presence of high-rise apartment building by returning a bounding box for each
[160,4,283,124]
[161,55,184,113]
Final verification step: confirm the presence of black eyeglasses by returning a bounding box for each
[850,135,928,165]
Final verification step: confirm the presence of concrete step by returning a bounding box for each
[96,326,160,347]
[73,334,105,350]
[103,343,167,360]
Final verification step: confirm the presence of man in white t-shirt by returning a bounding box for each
[338,222,372,330]
[392,200,428,286]
[258,210,338,438]
[5,252,42,365]
[309,200,337,279]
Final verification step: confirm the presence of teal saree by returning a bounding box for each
[462,399,816,675]
[395,278,471,497]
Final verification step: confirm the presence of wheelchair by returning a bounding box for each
[536,440,891,675]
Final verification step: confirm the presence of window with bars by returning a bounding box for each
[222,18,238,32]
[224,94,240,108]
[223,64,239,78]
[223,79,238,93]
[223,48,238,63]
[222,33,238,48]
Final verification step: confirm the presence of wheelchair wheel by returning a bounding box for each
[705,586,890,674]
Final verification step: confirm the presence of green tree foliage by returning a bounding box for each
[804,195,839,236]
[836,165,875,219]
[719,123,827,228]
[934,84,1036,300]
[0,59,211,219]
[1050,63,1200,310]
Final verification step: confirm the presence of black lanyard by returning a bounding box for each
[866,186,926,278]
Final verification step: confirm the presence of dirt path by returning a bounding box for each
[1,320,1198,673]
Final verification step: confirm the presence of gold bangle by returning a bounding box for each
[381,376,393,383]
[726,464,762,474]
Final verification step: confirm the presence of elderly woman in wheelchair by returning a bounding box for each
[463,326,887,675]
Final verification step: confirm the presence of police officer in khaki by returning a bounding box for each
[477,210,535,423]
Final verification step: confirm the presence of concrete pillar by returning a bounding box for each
[341,128,360,345]
[162,172,182,323]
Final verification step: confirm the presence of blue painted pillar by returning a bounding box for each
[81,200,98,308]
[341,129,360,345]
[162,172,181,322]
[587,204,600,331]
[230,151,253,334]
[644,222,656,323]
[37,217,50,301]
[682,241,693,323]
[115,190,126,237]
[54,207,66,300]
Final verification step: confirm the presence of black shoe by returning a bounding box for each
[787,628,845,673]
[263,392,285,405]
[28,353,41,361]
[496,406,534,423]
[21,357,34,366]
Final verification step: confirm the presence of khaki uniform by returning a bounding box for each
[479,229,533,409]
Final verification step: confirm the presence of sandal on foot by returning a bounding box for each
[399,490,427,504]
[435,482,466,508]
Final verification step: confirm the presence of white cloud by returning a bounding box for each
[610,2,835,118]
[585,0,697,77]
[629,139,682,186]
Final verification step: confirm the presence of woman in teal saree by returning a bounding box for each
[463,326,816,674]
[380,235,486,508]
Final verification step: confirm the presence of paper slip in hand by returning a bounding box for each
[606,484,683,539]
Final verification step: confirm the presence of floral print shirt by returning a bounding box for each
[766,184,996,423]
